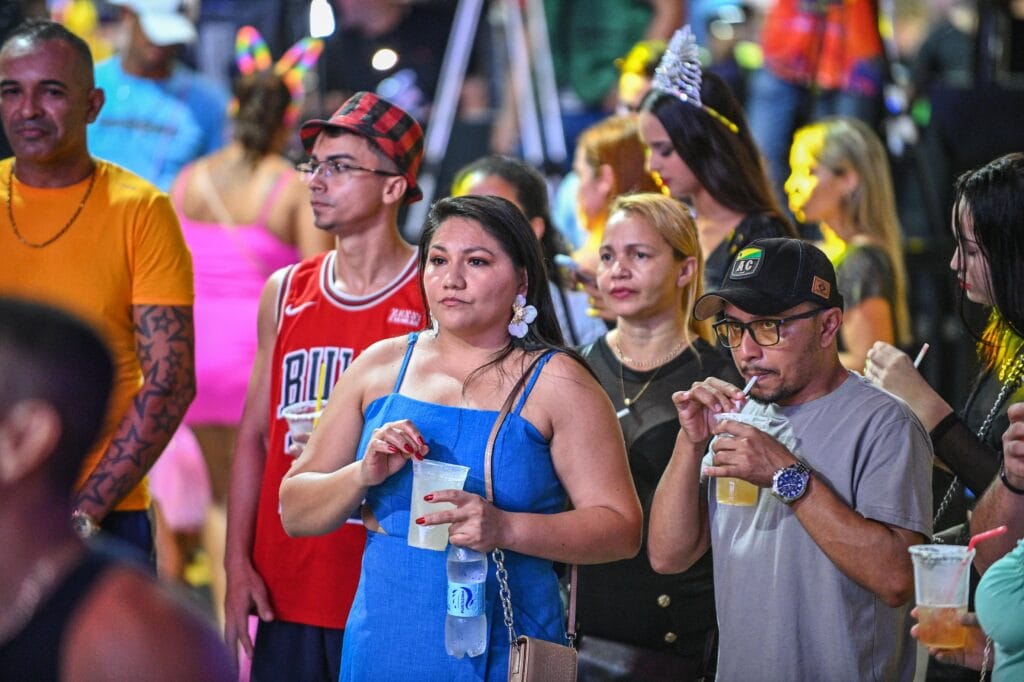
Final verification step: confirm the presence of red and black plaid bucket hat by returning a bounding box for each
[299,91,424,204]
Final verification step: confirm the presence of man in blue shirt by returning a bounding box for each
[88,0,228,190]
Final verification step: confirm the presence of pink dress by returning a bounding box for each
[175,163,302,425]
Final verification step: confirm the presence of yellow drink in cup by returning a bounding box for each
[716,476,759,506]
[712,412,769,506]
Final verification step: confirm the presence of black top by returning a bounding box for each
[577,335,741,654]
[0,547,116,682]
[704,213,793,292]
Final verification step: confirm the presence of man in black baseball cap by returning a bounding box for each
[649,238,932,680]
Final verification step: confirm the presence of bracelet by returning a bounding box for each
[999,463,1024,496]
[71,509,101,538]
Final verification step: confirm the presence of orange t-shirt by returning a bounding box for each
[0,158,194,510]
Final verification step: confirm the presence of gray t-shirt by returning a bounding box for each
[706,373,933,681]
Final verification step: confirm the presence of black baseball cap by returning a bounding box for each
[694,238,844,320]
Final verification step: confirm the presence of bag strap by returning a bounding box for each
[484,381,578,647]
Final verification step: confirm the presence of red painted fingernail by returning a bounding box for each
[415,453,425,460]
[418,436,426,445]
[404,444,414,453]
[424,494,434,501]
[415,517,425,525]
[388,444,399,453]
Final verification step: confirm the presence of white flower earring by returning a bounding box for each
[508,294,537,339]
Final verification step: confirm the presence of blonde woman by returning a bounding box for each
[576,193,740,680]
[785,116,912,370]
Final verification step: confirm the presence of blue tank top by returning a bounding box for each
[340,332,568,680]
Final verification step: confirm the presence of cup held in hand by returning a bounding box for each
[408,459,470,551]
[712,412,769,506]
[282,400,322,445]
[908,544,975,649]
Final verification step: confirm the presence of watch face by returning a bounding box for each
[775,467,808,501]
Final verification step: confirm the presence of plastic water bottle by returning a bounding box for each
[445,544,487,658]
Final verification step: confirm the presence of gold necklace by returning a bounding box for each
[613,334,688,414]
[612,334,689,370]
[7,164,97,249]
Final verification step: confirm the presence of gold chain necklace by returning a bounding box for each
[7,164,97,249]
[613,334,688,411]
[612,334,689,370]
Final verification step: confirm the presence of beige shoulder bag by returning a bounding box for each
[482,396,578,682]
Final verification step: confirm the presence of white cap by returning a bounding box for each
[109,0,197,46]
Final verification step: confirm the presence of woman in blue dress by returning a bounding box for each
[279,195,644,680]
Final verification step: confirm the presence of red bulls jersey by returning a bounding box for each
[252,250,425,628]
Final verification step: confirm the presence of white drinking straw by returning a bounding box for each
[912,343,930,369]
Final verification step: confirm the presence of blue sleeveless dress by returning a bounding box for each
[340,333,568,681]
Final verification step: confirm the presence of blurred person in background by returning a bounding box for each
[639,27,796,293]
[0,297,232,682]
[576,193,740,681]
[745,0,885,202]
[785,117,912,370]
[88,0,228,191]
[493,0,680,161]
[615,38,667,115]
[452,154,606,346]
[148,27,331,624]
[572,114,663,276]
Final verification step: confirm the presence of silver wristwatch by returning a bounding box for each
[770,463,811,504]
[71,509,101,538]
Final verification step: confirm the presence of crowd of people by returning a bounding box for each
[2,3,1024,682]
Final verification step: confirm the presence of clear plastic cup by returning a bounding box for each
[408,459,471,551]
[712,412,775,506]
[281,401,322,450]
[909,544,975,649]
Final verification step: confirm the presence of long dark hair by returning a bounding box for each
[642,70,794,235]
[451,155,569,285]
[233,70,291,164]
[418,195,593,398]
[952,153,1024,365]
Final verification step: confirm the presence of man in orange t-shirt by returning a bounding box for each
[0,20,195,556]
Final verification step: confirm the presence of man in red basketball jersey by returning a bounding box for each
[224,92,427,681]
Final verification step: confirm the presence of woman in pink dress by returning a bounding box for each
[149,36,330,623]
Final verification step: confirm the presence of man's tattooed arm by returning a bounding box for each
[74,305,196,519]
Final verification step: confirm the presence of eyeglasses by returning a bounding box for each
[712,308,826,348]
[295,159,400,182]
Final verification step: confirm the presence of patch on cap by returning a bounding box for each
[730,247,763,280]
[811,275,831,300]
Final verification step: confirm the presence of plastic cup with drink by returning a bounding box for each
[713,375,762,506]
[281,400,323,454]
[408,459,470,551]
[908,544,975,648]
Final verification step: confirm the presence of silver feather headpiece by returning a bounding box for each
[651,26,739,134]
